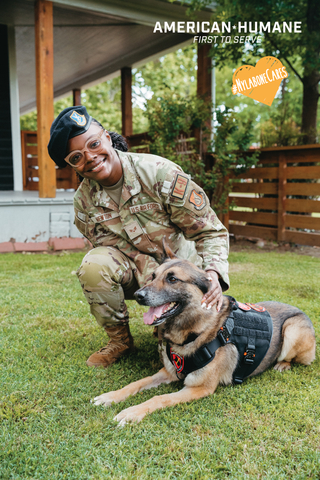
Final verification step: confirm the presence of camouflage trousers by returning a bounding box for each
[77,246,139,328]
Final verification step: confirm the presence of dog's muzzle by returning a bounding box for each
[134,287,148,305]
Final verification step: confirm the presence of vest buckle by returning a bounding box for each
[217,325,231,345]
[244,347,256,364]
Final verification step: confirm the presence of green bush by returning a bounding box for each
[146,94,259,215]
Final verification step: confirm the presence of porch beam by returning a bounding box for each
[35,0,56,198]
[196,43,212,162]
[121,66,132,137]
[51,0,208,28]
[73,88,81,106]
[197,43,212,100]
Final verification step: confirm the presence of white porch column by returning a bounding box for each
[8,26,23,192]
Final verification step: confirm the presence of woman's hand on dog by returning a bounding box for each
[202,270,223,312]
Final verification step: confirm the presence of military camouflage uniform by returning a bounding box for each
[75,151,229,328]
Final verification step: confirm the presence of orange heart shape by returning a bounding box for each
[232,56,288,106]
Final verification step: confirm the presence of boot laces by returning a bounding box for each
[98,330,129,355]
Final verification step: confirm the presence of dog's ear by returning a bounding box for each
[161,236,177,263]
[192,272,211,294]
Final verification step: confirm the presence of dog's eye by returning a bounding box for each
[168,275,177,283]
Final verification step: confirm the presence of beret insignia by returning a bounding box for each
[70,111,87,126]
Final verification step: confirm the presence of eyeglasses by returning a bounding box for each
[64,129,105,167]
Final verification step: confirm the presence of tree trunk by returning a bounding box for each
[301,70,320,144]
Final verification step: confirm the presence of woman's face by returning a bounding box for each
[66,124,123,186]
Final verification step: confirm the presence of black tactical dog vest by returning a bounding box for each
[166,296,273,384]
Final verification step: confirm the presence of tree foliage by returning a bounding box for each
[188,0,320,143]
[146,94,258,214]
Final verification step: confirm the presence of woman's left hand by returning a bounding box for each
[201,270,223,312]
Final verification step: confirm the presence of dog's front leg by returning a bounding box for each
[114,384,213,426]
[114,346,233,425]
[93,367,176,407]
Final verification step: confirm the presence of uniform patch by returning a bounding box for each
[124,221,144,240]
[189,190,206,210]
[170,348,184,373]
[171,173,189,200]
[246,303,266,312]
[92,212,120,223]
[70,110,87,126]
[237,302,266,312]
[77,211,87,222]
[161,180,172,195]
[129,202,162,214]
[237,302,251,311]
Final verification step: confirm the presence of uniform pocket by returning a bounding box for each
[74,216,87,236]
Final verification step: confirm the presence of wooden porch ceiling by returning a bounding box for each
[2,0,212,113]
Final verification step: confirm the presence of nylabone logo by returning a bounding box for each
[232,56,288,106]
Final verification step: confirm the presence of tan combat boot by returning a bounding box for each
[86,324,135,368]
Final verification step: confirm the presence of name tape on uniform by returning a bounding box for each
[129,202,162,214]
[92,212,120,223]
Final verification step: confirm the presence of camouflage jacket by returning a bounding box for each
[74,150,230,289]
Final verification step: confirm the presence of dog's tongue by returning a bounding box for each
[143,303,170,325]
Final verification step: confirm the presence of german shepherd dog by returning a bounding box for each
[93,242,316,425]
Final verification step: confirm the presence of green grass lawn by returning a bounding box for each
[0,250,319,479]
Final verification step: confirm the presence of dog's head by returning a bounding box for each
[134,238,211,326]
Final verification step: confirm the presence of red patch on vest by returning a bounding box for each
[170,349,184,373]
[237,302,251,311]
[246,303,266,312]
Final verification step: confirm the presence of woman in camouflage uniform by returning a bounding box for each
[48,106,230,368]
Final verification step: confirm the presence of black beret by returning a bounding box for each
[47,106,92,168]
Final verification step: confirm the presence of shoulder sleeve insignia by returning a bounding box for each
[171,173,189,200]
[189,189,206,210]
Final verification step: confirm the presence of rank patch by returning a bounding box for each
[70,110,87,126]
[124,221,144,240]
[171,173,189,200]
[189,190,206,210]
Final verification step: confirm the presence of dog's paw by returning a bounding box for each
[92,392,117,407]
[274,361,291,372]
[114,405,147,426]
